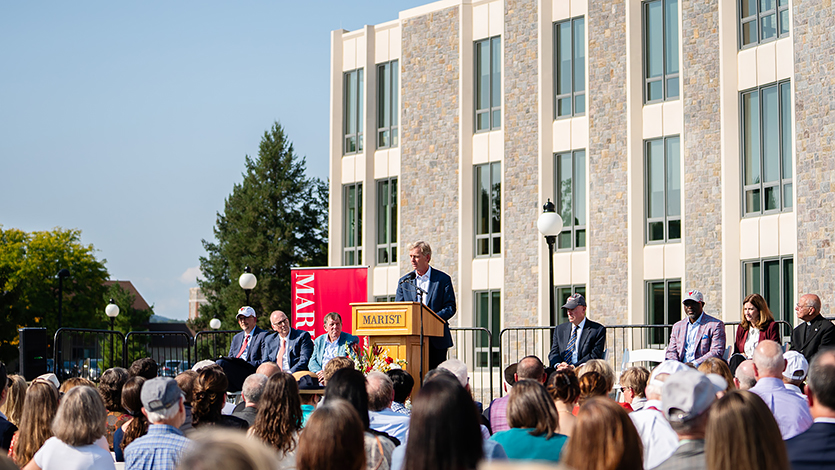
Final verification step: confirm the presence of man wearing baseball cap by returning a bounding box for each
[664,290,726,366]
[654,368,722,470]
[547,293,606,368]
[783,350,809,398]
[217,306,271,392]
[124,377,191,469]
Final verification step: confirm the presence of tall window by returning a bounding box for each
[741,81,793,215]
[645,136,681,243]
[646,279,681,345]
[743,256,794,324]
[552,285,586,326]
[344,69,364,155]
[377,60,399,149]
[376,178,397,265]
[554,17,585,118]
[343,183,362,265]
[474,290,500,369]
[475,36,501,132]
[739,0,790,48]
[554,150,586,250]
[643,0,679,103]
[475,162,501,257]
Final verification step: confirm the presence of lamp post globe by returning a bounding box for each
[537,200,563,326]
[209,318,222,330]
[105,298,120,365]
[238,266,257,305]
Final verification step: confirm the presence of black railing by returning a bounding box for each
[124,331,193,377]
[193,330,238,362]
[449,327,495,405]
[53,328,125,382]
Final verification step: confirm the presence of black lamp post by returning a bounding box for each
[209,318,221,358]
[105,298,120,363]
[56,269,70,330]
[238,266,257,305]
[537,199,563,325]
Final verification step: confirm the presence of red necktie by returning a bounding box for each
[236,334,249,358]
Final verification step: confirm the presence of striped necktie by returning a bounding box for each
[564,326,577,363]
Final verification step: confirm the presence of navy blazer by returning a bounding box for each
[0,416,16,451]
[791,314,835,362]
[265,327,314,372]
[786,422,835,470]
[228,326,270,367]
[395,267,457,349]
[548,319,606,368]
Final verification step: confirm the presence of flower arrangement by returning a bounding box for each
[349,338,407,375]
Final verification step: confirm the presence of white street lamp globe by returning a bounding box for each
[105,300,120,318]
[537,211,564,237]
[239,272,257,290]
[209,318,222,330]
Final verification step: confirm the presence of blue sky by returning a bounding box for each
[0,1,427,321]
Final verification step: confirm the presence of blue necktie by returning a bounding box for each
[564,326,577,363]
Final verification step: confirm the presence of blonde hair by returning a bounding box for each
[0,375,27,427]
[698,358,735,391]
[578,359,615,393]
[619,367,650,398]
[563,397,644,470]
[14,381,59,466]
[507,380,559,438]
[59,377,95,394]
[52,385,107,446]
[180,429,280,470]
[407,241,432,258]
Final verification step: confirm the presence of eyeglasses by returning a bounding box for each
[272,318,290,326]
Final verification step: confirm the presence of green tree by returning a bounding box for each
[194,122,328,332]
[0,227,110,365]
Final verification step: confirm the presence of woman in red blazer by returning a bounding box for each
[734,293,781,358]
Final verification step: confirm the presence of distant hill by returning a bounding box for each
[149,314,184,324]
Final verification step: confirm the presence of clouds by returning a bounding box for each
[180,266,204,284]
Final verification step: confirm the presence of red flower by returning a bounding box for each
[385,357,393,364]
[365,365,372,373]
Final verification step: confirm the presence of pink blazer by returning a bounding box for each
[665,313,726,365]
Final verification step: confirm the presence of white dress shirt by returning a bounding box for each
[415,266,431,305]
[570,318,587,365]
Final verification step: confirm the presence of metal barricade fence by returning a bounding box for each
[124,331,192,377]
[193,330,238,362]
[449,327,495,405]
[53,328,125,382]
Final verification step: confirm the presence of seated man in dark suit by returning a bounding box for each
[786,348,835,470]
[0,361,17,451]
[548,293,606,368]
[791,293,835,362]
[265,309,314,372]
[217,306,270,392]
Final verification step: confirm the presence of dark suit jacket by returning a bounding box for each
[231,406,258,428]
[653,440,705,470]
[395,267,456,349]
[791,314,835,362]
[786,422,835,470]
[0,416,16,451]
[733,320,781,355]
[228,326,270,367]
[548,319,606,367]
[265,327,314,372]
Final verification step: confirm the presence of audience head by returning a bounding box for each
[121,376,149,451]
[295,372,323,405]
[128,357,158,380]
[323,356,354,385]
[366,371,394,412]
[578,371,609,405]
[503,363,518,389]
[52,385,107,446]
[578,359,615,393]
[297,399,365,470]
[547,368,580,405]
[662,369,720,439]
[508,380,558,438]
[192,365,229,427]
[619,367,650,403]
[98,367,129,412]
[698,358,735,391]
[255,361,281,378]
[733,359,757,390]
[438,358,469,389]
[563,397,643,470]
[1,374,26,427]
[422,367,458,383]
[752,340,785,379]
[646,360,690,399]
[242,373,268,406]
[324,368,369,429]
[59,376,95,394]
[14,379,59,466]
[705,390,788,470]
[515,355,546,383]
[741,293,775,329]
[782,351,809,386]
[141,377,185,426]
[251,372,302,454]
[403,374,483,470]
[179,428,281,470]
[386,369,414,404]
[176,369,198,405]
[806,348,835,417]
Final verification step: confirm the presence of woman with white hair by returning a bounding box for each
[23,385,115,470]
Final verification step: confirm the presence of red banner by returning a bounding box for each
[290,266,368,338]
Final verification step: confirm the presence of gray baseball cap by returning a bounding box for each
[562,293,586,310]
[141,377,182,413]
[662,369,721,423]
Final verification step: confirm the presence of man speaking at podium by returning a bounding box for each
[395,241,457,370]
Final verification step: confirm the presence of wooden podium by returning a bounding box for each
[351,302,445,387]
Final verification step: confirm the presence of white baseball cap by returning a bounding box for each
[236,306,256,318]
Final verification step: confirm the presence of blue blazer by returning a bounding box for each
[265,327,314,372]
[309,331,359,373]
[548,319,606,368]
[786,422,835,470]
[228,326,270,367]
[395,267,457,349]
